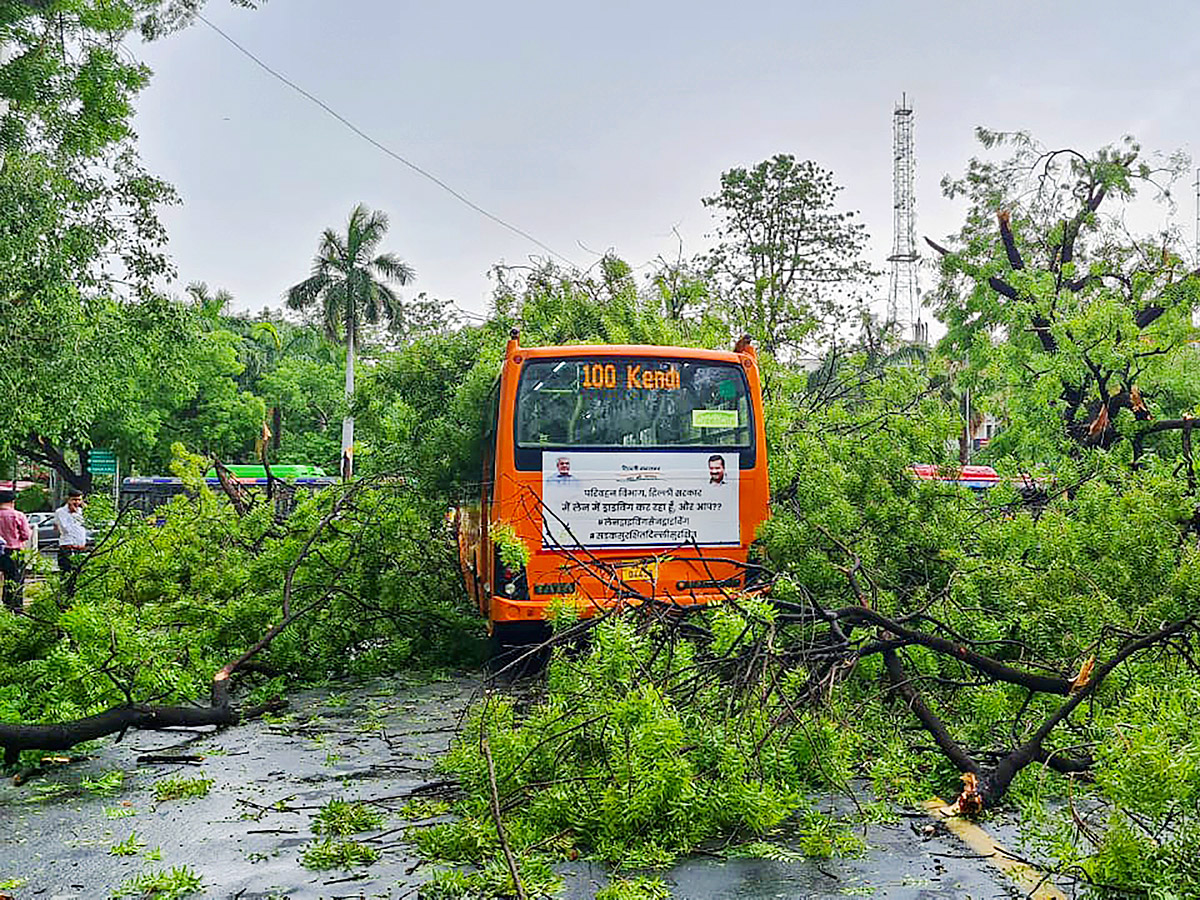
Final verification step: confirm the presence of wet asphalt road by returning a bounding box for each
[0,674,1036,899]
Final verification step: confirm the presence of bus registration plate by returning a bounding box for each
[618,562,658,583]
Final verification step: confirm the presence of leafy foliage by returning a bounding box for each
[152,776,212,802]
[0,474,482,768]
[594,876,671,900]
[930,131,1200,454]
[111,865,202,900]
[418,856,560,900]
[109,832,144,856]
[311,798,384,836]
[299,837,380,871]
[424,614,859,870]
[83,769,126,797]
[700,154,876,356]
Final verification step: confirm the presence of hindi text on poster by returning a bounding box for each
[542,451,739,548]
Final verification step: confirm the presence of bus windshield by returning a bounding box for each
[516,357,752,449]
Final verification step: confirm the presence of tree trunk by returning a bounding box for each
[341,322,355,482]
[17,436,93,493]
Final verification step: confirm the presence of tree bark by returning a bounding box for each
[0,674,283,767]
[17,435,92,493]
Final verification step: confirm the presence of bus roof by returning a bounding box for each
[509,344,749,364]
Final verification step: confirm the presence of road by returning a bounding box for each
[0,675,1044,899]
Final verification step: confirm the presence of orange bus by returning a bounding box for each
[457,330,770,652]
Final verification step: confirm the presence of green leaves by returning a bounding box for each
[930,131,1200,453]
[285,204,415,345]
[429,614,828,869]
[0,479,481,766]
[700,154,876,356]
[311,798,384,836]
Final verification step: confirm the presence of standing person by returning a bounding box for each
[54,489,88,590]
[0,489,32,613]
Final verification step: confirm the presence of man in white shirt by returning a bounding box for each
[54,490,88,589]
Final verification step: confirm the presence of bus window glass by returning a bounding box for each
[515,358,751,449]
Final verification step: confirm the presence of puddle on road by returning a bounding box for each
[0,674,1034,899]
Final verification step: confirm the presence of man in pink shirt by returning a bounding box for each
[0,489,31,613]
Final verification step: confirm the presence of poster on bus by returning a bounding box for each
[542,451,739,549]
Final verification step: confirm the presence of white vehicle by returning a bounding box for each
[25,512,58,552]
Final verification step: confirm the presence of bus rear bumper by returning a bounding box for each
[489,589,735,625]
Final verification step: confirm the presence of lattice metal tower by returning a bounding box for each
[1193,170,1199,330]
[888,94,925,343]
[1194,168,1199,262]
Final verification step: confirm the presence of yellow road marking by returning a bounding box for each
[922,798,1066,900]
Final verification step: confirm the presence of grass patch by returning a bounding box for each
[152,776,212,802]
[108,832,144,856]
[300,837,380,870]
[312,798,384,835]
[111,865,202,899]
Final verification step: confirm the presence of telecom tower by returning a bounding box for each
[1194,170,1199,330]
[888,94,925,343]
[1194,168,1199,262]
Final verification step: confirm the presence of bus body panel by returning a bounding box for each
[458,341,769,631]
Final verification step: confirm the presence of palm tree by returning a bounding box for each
[285,204,415,480]
[186,281,235,329]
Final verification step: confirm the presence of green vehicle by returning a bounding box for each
[203,464,328,479]
[122,465,336,516]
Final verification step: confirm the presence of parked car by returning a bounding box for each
[26,512,58,551]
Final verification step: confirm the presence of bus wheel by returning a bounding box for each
[488,621,552,676]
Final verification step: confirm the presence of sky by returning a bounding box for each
[131,0,1200,327]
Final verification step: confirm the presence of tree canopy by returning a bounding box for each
[286,203,416,480]
[701,154,875,357]
[930,131,1200,461]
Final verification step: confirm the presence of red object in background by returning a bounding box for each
[0,481,39,492]
[908,464,1001,490]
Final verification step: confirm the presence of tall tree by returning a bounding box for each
[0,0,260,487]
[700,155,876,357]
[285,204,415,480]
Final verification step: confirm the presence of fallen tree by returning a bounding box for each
[424,336,1200,898]
[0,465,479,769]
[0,674,283,768]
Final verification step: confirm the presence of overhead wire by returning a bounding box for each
[195,13,577,269]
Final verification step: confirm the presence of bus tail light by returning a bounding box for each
[495,550,528,601]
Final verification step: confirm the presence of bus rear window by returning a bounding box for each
[516,357,752,449]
